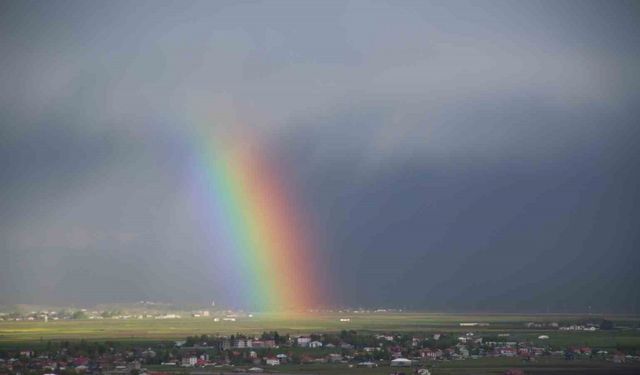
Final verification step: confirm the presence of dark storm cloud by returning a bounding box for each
[1,0,639,311]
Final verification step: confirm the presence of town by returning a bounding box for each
[2,317,639,375]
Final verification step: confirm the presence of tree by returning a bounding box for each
[72,310,87,320]
[600,319,614,330]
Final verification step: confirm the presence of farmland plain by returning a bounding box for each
[1,312,639,348]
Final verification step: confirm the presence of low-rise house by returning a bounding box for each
[234,339,252,348]
[181,356,197,367]
[73,357,90,366]
[518,348,530,356]
[75,365,88,372]
[309,341,323,348]
[390,358,412,367]
[459,347,470,358]
[499,348,516,357]
[444,348,456,358]
[613,353,626,364]
[263,340,276,348]
[264,357,280,366]
[357,361,377,368]
[420,349,443,360]
[297,337,311,347]
[251,339,275,348]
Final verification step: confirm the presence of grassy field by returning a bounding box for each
[142,359,640,375]
[0,312,639,348]
[268,359,640,375]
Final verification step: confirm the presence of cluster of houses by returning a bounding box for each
[0,310,188,322]
[221,339,277,349]
[0,307,413,322]
[524,320,610,331]
[0,307,260,322]
[2,328,639,375]
[0,309,263,323]
[558,324,599,331]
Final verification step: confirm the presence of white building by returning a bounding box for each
[265,358,280,366]
[309,341,323,348]
[181,356,197,366]
[357,361,377,368]
[390,358,412,367]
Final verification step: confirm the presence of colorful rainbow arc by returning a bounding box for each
[191,128,322,311]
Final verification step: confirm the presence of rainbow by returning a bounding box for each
[188,127,323,311]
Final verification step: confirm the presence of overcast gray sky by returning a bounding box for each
[1,0,639,312]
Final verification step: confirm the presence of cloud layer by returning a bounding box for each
[1,0,639,311]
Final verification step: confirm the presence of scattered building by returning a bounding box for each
[390,358,412,367]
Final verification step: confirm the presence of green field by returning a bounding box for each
[1,312,639,350]
[144,359,640,375]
